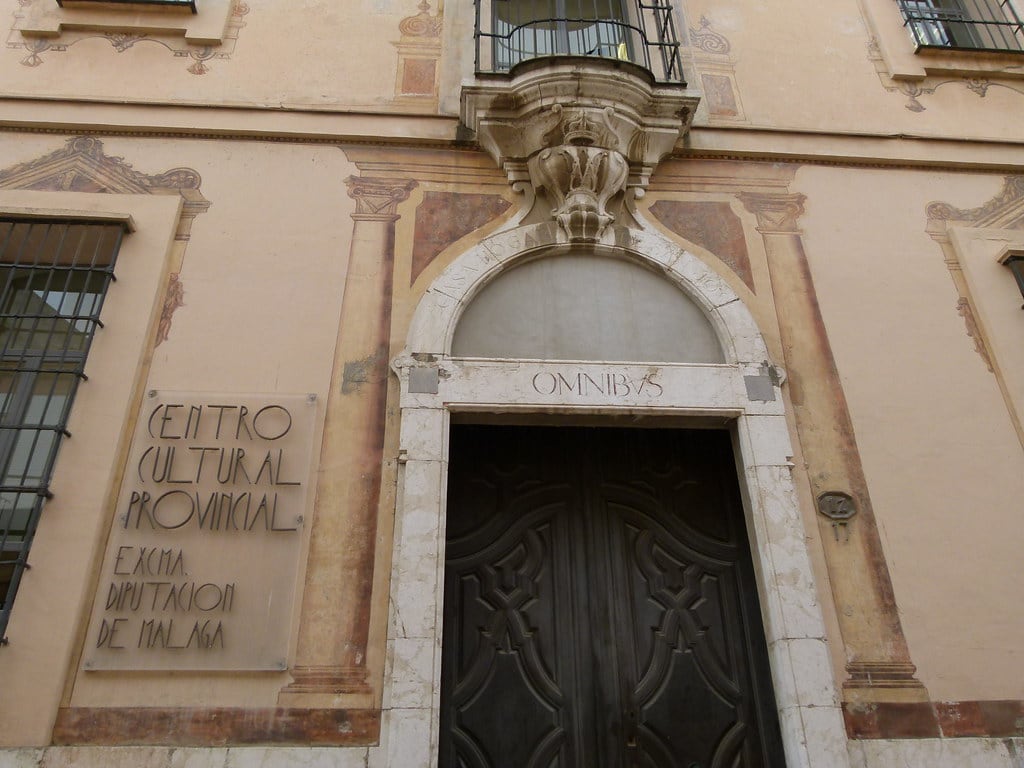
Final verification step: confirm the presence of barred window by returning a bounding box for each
[476,0,685,83]
[897,0,1024,52]
[0,218,124,644]
[55,0,197,11]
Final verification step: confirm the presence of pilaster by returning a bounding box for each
[737,190,928,704]
[281,176,417,703]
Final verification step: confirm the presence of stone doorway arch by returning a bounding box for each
[375,221,851,768]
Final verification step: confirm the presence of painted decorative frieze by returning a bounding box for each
[648,199,754,290]
[0,136,211,346]
[926,176,1024,451]
[8,0,249,75]
[687,16,747,123]
[738,187,929,703]
[392,0,442,107]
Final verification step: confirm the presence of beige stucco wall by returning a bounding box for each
[797,165,1024,701]
[0,134,360,743]
[0,187,180,745]
[1,138,1023,745]
[0,0,1020,142]
[682,0,1024,141]
[0,0,410,110]
[0,0,1022,760]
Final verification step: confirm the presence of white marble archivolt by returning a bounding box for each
[378,222,850,768]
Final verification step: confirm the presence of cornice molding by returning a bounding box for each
[0,123,1021,177]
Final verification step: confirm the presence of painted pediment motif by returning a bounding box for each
[0,136,210,239]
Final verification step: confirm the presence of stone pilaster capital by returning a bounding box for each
[736,191,807,234]
[345,176,418,221]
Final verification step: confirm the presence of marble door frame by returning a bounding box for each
[373,223,851,768]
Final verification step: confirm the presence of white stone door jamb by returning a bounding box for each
[372,223,851,768]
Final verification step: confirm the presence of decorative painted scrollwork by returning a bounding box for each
[689,16,731,55]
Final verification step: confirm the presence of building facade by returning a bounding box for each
[0,0,1023,766]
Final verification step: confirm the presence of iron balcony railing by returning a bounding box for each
[55,0,197,12]
[898,0,1024,52]
[475,0,685,84]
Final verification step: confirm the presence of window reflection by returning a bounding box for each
[492,0,631,70]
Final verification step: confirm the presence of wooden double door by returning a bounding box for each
[440,425,785,768]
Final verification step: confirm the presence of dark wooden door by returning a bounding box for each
[440,425,785,768]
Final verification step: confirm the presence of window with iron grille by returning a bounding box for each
[897,0,1024,52]
[475,0,685,83]
[0,218,124,644]
[54,0,197,12]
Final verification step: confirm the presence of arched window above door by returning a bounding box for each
[451,253,725,363]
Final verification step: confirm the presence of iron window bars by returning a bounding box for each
[475,0,685,84]
[898,0,1024,52]
[55,0,197,12]
[0,219,124,645]
[1000,252,1024,308]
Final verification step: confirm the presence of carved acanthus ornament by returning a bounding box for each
[528,109,629,241]
[461,59,700,242]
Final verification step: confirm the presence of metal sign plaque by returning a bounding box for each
[83,392,317,671]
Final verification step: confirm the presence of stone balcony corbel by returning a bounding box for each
[461,57,700,242]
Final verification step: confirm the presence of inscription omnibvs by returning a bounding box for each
[531,371,663,398]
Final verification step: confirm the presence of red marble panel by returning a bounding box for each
[648,200,753,291]
[843,702,940,739]
[936,700,1024,737]
[411,192,511,284]
[701,74,739,117]
[844,700,1024,739]
[402,59,436,96]
[52,707,380,746]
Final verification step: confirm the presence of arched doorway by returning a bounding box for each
[378,224,848,768]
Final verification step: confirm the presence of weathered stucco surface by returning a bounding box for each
[0,0,1021,763]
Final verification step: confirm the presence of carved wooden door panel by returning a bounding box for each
[439,425,785,768]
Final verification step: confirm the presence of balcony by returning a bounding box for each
[462,1,699,244]
[474,0,685,84]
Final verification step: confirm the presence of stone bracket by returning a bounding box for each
[461,59,701,226]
